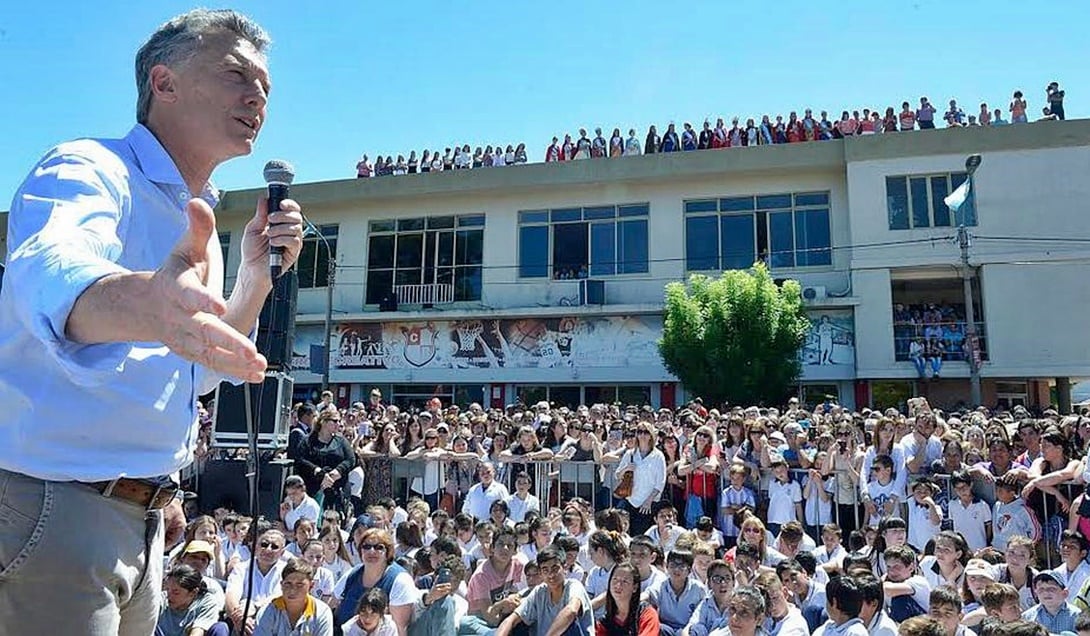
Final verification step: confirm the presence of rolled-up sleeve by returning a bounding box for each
[6,150,132,385]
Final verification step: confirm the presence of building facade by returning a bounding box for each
[208,121,1090,411]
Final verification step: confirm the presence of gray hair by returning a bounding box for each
[135,9,270,124]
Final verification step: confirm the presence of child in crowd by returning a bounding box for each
[811,523,845,566]
[719,464,756,549]
[883,545,932,623]
[342,588,398,636]
[1023,571,1080,634]
[864,455,901,527]
[948,470,991,553]
[1051,530,1090,604]
[766,458,803,536]
[645,502,686,554]
[906,477,943,552]
[992,479,1040,551]
[927,586,963,636]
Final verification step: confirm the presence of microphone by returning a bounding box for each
[263,160,296,279]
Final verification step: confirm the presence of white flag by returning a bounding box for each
[944,178,971,214]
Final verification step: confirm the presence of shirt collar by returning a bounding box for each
[272,594,316,619]
[124,124,220,206]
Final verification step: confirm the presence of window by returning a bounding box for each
[297,225,338,289]
[218,232,231,268]
[517,204,649,279]
[366,215,484,304]
[684,192,831,271]
[886,172,970,230]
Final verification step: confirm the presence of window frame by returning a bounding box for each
[885,172,971,230]
[683,191,832,273]
[297,224,338,289]
[365,215,484,304]
[517,203,651,280]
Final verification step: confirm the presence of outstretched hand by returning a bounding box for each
[149,199,266,383]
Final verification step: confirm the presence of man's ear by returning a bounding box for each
[149,64,179,105]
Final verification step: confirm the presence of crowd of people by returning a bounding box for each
[893,303,982,379]
[354,82,1069,178]
[173,390,1090,635]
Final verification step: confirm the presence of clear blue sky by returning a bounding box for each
[1,1,1086,204]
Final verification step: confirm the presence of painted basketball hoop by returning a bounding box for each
[456,321,483,351]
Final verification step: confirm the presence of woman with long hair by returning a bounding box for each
[587,530,628,615]
[356,421,400,509]
[400,415,424,452]
[614,422,666,535]
[297,409,357,514]
[730,515,786,567]
[919,530,970,590]
[861,417,907,497]
[1021,427,1082,546]
[719,416,747,464]
[596,561,660,635]
[868,516,910,578]
[659,433,686,514]
[678,424,721,521]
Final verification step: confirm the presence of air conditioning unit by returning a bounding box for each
[802,286,827,301]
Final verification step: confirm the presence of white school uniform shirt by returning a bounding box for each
[1051,560,1090,603]
[864,478,902,526]
[948,497,991,552]
[767,479,802,525]
[506,492,540,522]
[906,499,943,551]
[284,494,322,531]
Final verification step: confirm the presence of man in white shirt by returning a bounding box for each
[463,462,510,522]
[280,474,321,532]
[226,528,289,633]
[902,413,943,476]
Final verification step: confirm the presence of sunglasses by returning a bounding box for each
[710,574,732,585]
[260,541,283,550]
[359,543,385,552]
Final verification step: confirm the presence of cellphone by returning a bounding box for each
[436,567,452,584]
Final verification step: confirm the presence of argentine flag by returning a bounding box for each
[944,178,975,225]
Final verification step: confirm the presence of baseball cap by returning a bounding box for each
[1033,571,1066,588]
[183,540,216,559]
[964,559,996,580]
[769,431,787,444]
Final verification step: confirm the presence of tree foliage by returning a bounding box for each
[658,264,811,407]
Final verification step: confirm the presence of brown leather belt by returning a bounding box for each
[85,477,178,511]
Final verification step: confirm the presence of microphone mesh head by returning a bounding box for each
[263,159,295,185]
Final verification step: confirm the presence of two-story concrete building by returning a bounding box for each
[9,121,1087,412]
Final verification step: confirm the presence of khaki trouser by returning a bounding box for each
[0,468,164,635]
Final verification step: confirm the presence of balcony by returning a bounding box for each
[893,320,988,364]
[395,283,454,306]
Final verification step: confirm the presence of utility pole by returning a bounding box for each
[961,154,982,407]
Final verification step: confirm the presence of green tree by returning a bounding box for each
[658,264,811,406]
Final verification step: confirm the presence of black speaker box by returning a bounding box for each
[212,373,293,448]
[197,458,293,521]
[258,269,298,371]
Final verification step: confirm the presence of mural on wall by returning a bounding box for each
[333,316,663,370]
[801,310,855,366]
[290,325,326,372]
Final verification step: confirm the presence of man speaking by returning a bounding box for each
[0,9,303,635]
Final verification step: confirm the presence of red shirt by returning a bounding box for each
[596,604,660,636]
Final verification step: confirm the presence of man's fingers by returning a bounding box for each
[172,314,267,381]
[180,281,228,316]
[181,198,218,260]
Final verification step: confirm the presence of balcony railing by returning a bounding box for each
[893,320,988,362]
[394,283,454,305]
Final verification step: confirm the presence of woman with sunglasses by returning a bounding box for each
[678,425,721,522]
[332,528,417,633]
[615,423,666,535]
[596,561,660,635]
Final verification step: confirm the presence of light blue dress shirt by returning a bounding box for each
[0,124,225,482]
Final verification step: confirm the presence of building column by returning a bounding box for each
[1056,377,1072,413]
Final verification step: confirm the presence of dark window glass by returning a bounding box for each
[426,216,455,229]
[685,199,717,214]
[368,235,394,269]
[397,217,425,231]
[454,266,482,301]
[930,176,951,227]
[910,177,930,228]
[553,222,588,279]
[794,192,829,207]
[757,194,792,210]
[455,230,483,266]
[590,222,616,276]
[720,197,756,212]
[370,219,396,232]
[584,206,616,220]
[619,219,649,274]
[395,269,422,287]
[518,225,549,278]
[795,209,831,267]
[519,210,549,224]
[618,203,649,217]
[434,231,454,267]
[886,177,910,230]
[769,211,795,268]
[550,208,582,223]
[686,216,719,270]
[457,214,486,227]
[365,270,393,305]
[297,240,316,289]
[721,214,756,270]
[395,233,423,268]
